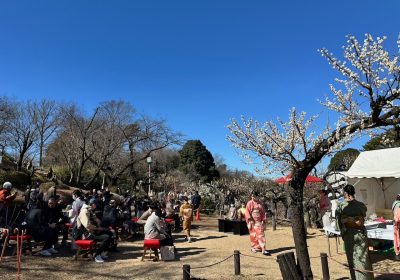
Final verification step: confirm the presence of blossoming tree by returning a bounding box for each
[227,34,400,279]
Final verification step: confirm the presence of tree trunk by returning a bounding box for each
[288,179,313,279]
[17,154,23,171]
[39,135,44,167]
[68,171,74,184]
[84,168,101,188]
[271,199,277,231]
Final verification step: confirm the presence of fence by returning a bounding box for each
[180,249,400,280]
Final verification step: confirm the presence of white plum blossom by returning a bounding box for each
[227,34,400,176]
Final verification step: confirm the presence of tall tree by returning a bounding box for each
[179,140,218,182]
[227,34,400,278]
[328,148,360,171]
[8,101,38,171]
[32,99,59,166]
[59,104,102,186]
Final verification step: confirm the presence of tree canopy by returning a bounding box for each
[328,148,360,171]
[363,126,400,150]
[179,140,219,182]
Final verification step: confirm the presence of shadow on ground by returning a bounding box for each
[176,247,207,260]
[268,246,295,255]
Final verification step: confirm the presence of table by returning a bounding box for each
[367,227,393,241]
[323,224,394,256]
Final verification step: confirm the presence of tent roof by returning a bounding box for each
[346,147,400,179]
[275,174,323,184]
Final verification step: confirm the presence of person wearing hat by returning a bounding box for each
[245,190,270,256]
[336,184,373,280]
[76,198,113,263]
[0,182,17,226]
[0,182,17,208]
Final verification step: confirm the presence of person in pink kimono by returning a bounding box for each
[245,191,271,256]
[392,194,400,261]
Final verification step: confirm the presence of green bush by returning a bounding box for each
[0,170,30,190]
[52,166,72,184]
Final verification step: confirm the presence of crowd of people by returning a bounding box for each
[3,178,400,279]
[0,181,203,263]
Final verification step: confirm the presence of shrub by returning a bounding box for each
[0,170,30,189]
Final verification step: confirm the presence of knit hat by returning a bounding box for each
[3,182,12,189]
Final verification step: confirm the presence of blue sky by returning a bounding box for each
[0,1,399,175]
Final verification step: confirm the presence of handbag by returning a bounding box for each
[160,245,175,261]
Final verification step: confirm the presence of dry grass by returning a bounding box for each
[1,216,399,280]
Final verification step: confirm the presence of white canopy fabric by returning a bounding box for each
[344,147,400,214]
[346,147,400,179]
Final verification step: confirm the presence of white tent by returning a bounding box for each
[345,147,400,216]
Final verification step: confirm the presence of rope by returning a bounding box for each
[239,252,276,260]
[191,254,234,270]
[309,255,322,259]
[328,255,400,276]
[183,268,203,279]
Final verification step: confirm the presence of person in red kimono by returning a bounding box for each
[245,191,271,256]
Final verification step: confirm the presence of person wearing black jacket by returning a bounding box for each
[42,197,69,247]
[25,206,59,256]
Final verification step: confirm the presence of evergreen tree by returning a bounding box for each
[179,140,219,182]
[363,126,400,151]
[328,148,360,171]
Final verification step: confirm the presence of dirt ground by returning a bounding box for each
[1,216,400,280]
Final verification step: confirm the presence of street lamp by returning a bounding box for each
[146,156,152,195]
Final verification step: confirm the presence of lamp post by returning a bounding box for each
[146,156,152,195]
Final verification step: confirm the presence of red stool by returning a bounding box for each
[8,235,33,256]
[131,217,144,237]
[165,218,175,231]
[74,240,96,260]
[142,239,160,261]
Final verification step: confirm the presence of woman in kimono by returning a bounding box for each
[245,191,270,256]
[179,197,193,243]
[336,184,374,280]
[392,194,400,261]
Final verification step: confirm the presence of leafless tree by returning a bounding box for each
[7,101,39,171]
[47,100,182,188]
[31,99,60,166]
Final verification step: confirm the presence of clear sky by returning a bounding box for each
[0,1,399,175]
